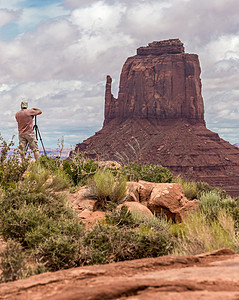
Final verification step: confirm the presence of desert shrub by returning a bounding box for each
[0,239,46,283]
[172,210,237,255]
[82,207,173,264]
[200,192,239,230]
[49,169,73,192]
[0,177,85,272]
[63,153,98,185]
[0,202,49,243]
[82,221,173,265]
[0,186,58,212]
[25,217,84,249]
[0,187,83,246]
[121,162,173,183]
[106,206,171,232]
[195,181,226,198]
[105,206,136,227]
[0,135,30,189]
[38,155,61,171]
[24,163,50,193]
[173,177,198,199]
[34,235,82,271]
[131,211,171,232]
[0,240,27,282]
[88,169,127,210]
[199,191,238,222]
[173,176,227,200]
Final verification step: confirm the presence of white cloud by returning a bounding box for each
[17,3,69,32]
[0,9,20,27]
[0,0,22,9]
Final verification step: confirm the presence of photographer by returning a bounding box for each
[15,100,42,161]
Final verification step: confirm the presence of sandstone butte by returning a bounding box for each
[73,39,239,197]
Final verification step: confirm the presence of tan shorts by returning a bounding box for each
[19,133,39,153]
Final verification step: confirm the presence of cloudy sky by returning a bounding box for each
[0,0,239,148]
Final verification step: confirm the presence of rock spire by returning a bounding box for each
[104,38,204,125]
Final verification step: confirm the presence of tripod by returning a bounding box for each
[33,116,47,156]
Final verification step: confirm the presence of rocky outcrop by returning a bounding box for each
[126,181,199,222]
[67,181,198,223]
[74,39,239,196]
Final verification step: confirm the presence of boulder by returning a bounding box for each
[148,183,188,221]
[78,210,106,228]
[117,201,153,218]
[126,181,153,204]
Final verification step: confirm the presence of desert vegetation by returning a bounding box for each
[0,137,238,283]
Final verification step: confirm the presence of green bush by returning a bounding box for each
[0,239,47,283]
[0,176,85,272]
[122,162,173,183]
[199,191,239,223]
[0,186,83,247]
[106,206,136,227]
[173,177,227,200]
[82,221,173,265]
[38,155,61,172]
[34,236,82,270]
[87,169,127,210]
[24,163,50,193]
[63,153,98,185]
[82,207,173,265]
[131,211,172,232]
[0,135,30,189]
[173,177,198,199]
[0,240,27,282]
[49,169,73,191]
[0,202,49,243]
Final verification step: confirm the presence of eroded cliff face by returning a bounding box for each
[104,39,204,125]
[74,39,239,197]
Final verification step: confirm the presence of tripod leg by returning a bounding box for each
[35,126,47,156]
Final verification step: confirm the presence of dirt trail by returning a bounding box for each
[0,249,238,300]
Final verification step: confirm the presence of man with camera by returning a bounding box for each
[15,100,42,161]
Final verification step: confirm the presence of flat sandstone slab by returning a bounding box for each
[0,249,239,299]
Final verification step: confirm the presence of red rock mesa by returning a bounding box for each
[74,39,239,196]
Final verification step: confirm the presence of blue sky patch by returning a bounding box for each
[22,0,64,9]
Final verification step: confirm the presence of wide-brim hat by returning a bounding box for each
[21,100,28,108]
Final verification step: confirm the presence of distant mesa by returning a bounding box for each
[73,39,239,196]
